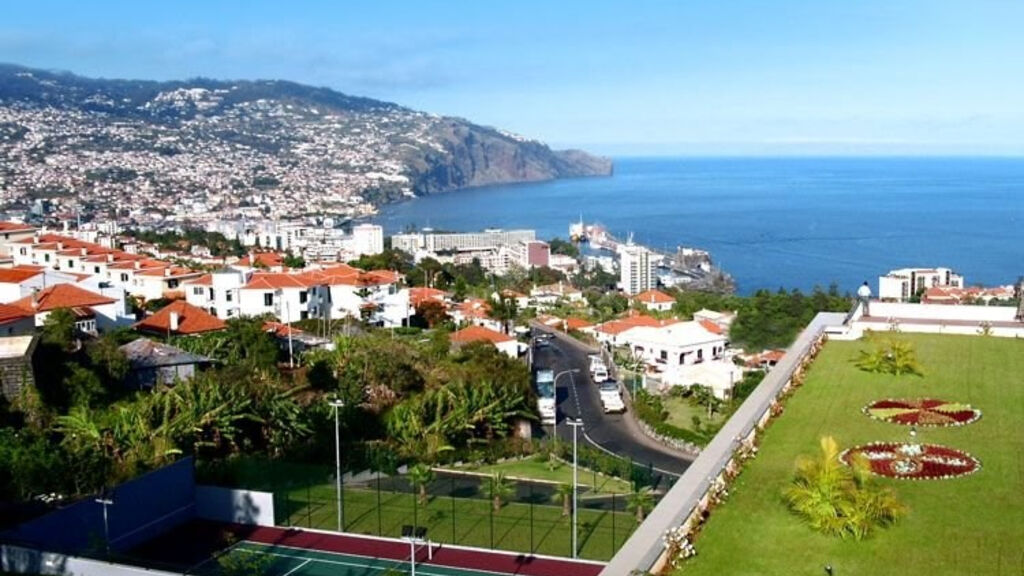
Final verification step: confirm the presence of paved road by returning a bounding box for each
[531,329,694,478]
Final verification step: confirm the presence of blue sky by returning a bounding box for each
[2,1,1023,155]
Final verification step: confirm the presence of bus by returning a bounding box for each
[535,368,556,425]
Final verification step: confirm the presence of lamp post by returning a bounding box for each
[95,491,114,556]
[567,418,584,558]
[553,369,580,445]
[329,397,346,532]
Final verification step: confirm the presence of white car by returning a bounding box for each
[600,380,625,413]
[592,365,610,383]
[588,354,604,373]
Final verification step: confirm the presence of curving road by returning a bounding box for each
[531,327,694,478]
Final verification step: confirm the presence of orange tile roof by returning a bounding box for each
[0,303,32,325]
[243,272,318,290]
[263,321,303,338]
[0,268,42,284]
[11,284,115,313]
[698,319,725,335]
[450,325,514,344]
[595,314,668,335]
[242,252,286,268]
[0,221,35,232]
[634,289,674,304]
[409,287,448,307]
[564,317,593,331]
[184,273,214,287]
[134,300,226,335]
[454,298,491,319]
[135,266,200,278]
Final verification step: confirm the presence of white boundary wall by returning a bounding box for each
[195,485,275,527]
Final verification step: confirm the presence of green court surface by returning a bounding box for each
[199,541,514,576]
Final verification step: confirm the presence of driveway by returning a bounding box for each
[531,328,694,478]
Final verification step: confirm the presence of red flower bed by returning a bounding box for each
[863,398,981,427]
[841,442,980,480]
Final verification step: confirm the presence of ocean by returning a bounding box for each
[374,157,1024,294]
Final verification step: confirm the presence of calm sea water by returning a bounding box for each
[374,157,1024,294]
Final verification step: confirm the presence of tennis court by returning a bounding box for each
[167,524,604,576]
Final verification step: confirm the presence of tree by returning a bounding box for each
[854,337,923,376]
[408,463,435,505]
[415,300,450,328]
[627,486,655,523]
[283,252,306,269]
[783,436,905,540]
[487,472,515,512]
[41,308,77,350]
[554,483,574,517]
[548,237,580,258]
[487,295,518,334]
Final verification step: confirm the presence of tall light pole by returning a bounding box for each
[567,418,583,558]
[329,398,346,532]
[95,491,114,556]
[553,369,580,446]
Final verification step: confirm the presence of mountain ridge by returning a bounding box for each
[0,63,612,221]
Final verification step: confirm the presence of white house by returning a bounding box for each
[879,267,964,302]
[184,268,249,320]
[620,320,729,369]
[10,283,133,333]
[239,272,327,323]
[633,289,675,312]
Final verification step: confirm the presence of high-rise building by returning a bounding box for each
[352,224,384,257]
[620,244,655,295]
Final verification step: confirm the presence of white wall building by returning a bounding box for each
[351,224,384,257]
[619,244,655,296]
[879,267,964,301]
[184,268,248,320]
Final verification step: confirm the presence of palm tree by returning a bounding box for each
[627,486,655,523]
[487,472,515,512]
[854,338,922,376]
[554,483,574,517]
[783,436,905,540]
[408,463,435,505]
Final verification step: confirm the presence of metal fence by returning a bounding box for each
[201,457,667,562]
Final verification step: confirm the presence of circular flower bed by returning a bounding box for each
[863,398,981,427]
[841,442,980,480]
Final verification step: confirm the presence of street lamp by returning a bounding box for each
[329,397,346,532]
[567,418,584,559]
[553,369,580,445]
[94,489,114,556]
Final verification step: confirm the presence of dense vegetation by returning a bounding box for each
[127,227,245,257]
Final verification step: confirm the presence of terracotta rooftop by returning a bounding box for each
[699,319,726,335]
[11,284,115,313]
[409,286,448,307]
[634,289,675,304]
[134,300,226,335]
[0,268,42,284]
[0,222,36,233]
[0,303,32,325]
[450,325,514,344]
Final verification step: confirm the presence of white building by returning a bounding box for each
[879,267,964,302]
[619,244,655,296]
[351,224,384,257]
[184,268,248,320]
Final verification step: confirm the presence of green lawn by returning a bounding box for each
[450,457,635,494]
[662,396,726,432]
[280,481,636,561]
[678,334,1024,576]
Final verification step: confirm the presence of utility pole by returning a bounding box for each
[329,398,346,531]
[567,418,584,559]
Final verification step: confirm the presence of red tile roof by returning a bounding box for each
[184,273,214,287]
[450,325,514,344]
[242,252,286,269]
[243,272,318,290]
[594,314,673,335]
[634,289,674,304]
[263,321,303,338]
[10,284,115,313]
[0,303,32,325]
[698,319,725,335]
[409,287,448,307]
[0,222,36,233]
[0,268,42,284]
[134,300,226,335]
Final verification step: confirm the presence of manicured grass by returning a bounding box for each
[454,457,634,494]
[678,334,1024,576]
[662,396,726,432]
[281,483,637,561]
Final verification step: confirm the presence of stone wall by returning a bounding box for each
[0,339,36,402]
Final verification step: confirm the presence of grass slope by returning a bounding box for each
[678,334,1024,576]
[454,458,635,494]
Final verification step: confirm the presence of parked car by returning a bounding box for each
[600,380,625,413]
[592,365,610,383]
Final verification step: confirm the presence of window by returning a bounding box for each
[210,307,218,317]
[225,291,233,302]
[120,273,129,282]
[66,260,73,268]
[94,266,100,274]
[193,287,204,296]
[299,291,308,304]
[19,248,26,256]
[264,293,274,306]
[44,254,50,262]
[300,311,309,320]
[168,279,179,289]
